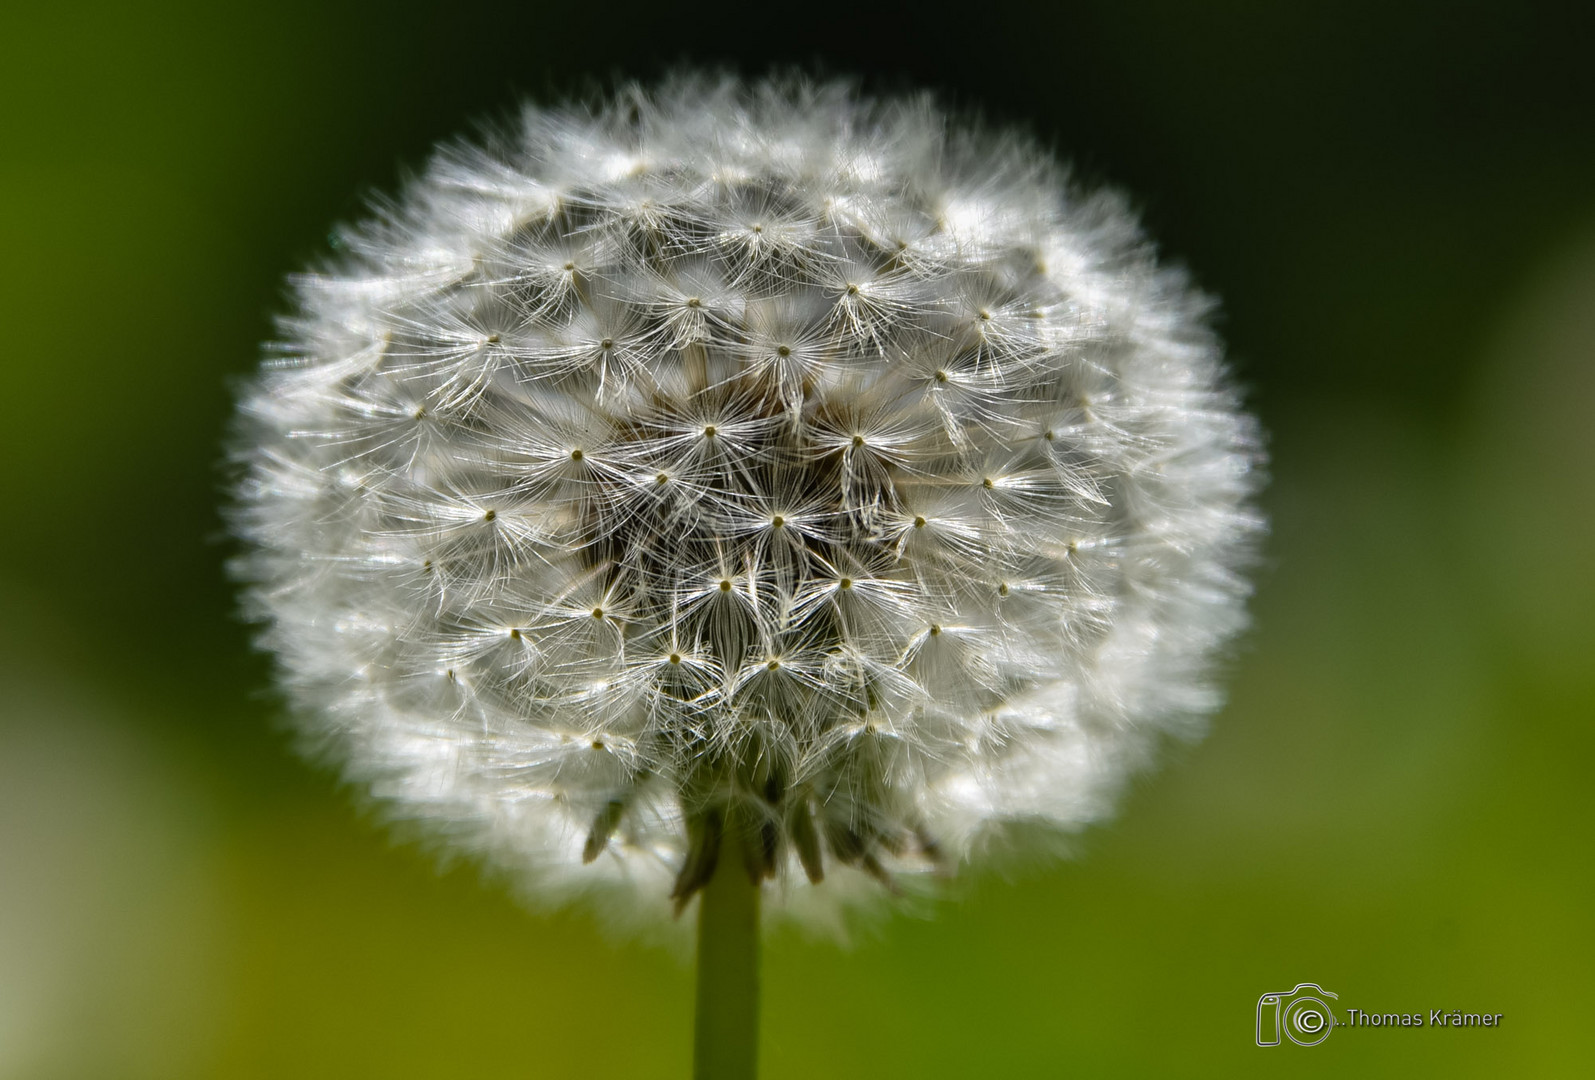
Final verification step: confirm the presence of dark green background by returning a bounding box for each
[2,1,1591,1075]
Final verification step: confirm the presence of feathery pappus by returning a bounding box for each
[230,75,1265,931]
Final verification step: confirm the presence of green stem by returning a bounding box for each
[693,847,761,1080]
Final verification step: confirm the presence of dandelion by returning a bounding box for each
[231,74,1264,1078]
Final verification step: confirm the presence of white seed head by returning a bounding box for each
[231,75,1264,929]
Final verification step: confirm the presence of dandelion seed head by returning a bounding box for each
[231,74,1264,931]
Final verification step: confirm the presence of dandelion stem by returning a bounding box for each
[694,847,760,1080]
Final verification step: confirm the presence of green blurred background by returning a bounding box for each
[2,1,1591,1075]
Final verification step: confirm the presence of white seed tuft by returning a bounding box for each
[231,75,1265,928]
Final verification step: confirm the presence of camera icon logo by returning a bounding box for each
[1256,983,1338,1046]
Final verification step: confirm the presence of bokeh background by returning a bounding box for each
[3,1,1591,1075]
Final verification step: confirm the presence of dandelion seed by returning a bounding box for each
[230,73,1264,1077]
